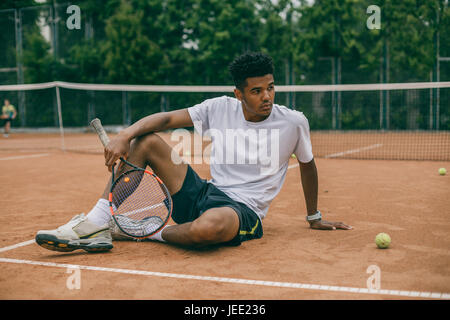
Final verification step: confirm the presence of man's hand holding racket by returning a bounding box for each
[103,132,131,172]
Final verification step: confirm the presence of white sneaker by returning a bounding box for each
[36,213,113,252]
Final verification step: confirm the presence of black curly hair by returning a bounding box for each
[228,52,274,91]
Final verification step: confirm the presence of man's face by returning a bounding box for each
[234,74,275,122]
[4,100,9,106]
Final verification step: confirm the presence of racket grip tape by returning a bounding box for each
[90,118,110,147]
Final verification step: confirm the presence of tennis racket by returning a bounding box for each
[90,118,172,239]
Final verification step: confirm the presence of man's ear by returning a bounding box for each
[234,88,243,101]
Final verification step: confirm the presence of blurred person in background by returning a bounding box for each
[1,99,17,138]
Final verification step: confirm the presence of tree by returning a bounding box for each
[185,0,262,85]
[102,0,163,84]
[0,0,447,129]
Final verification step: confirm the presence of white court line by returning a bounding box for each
[286,143,383,168]
[0,257,448,300]
[0,240,35,253]
[324,144,383,159]
[0,153,50,161]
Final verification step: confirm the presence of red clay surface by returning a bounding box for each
[0,133,449,300]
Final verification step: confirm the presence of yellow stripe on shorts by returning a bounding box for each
[239,219,259,236]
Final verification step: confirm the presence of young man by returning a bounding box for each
[1,99,17,138]
[36,52,352,253]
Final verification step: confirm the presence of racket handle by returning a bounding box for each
[90,118,110,147]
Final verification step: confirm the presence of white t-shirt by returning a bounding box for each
[188,95,313,221]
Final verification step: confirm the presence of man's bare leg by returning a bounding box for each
[100,132,188,199]
[162,207,240,247]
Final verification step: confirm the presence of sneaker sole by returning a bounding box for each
[35,234,113,253]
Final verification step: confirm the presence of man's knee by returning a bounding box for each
[190,218,226,243]
[189,210,238,244]
[127,132,187,195]
[132,133,161,151]
[130,133,167,163]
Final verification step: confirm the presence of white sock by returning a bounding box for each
[86,199,112,227]
[149,225,169,242]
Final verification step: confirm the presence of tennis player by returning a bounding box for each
[36,52,352,252]
[1,99,17,138]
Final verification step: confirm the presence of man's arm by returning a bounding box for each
[119,109,193,141]
[299,158,353,230]
[299,158,318,216]
[104,109,193,170]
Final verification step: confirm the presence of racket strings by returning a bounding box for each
[112,169,143,207]
[113,215,164,237]
[111,170,171,237]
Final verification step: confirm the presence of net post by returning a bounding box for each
[55,85,65,152]
[122,91,130,126]
[15,8,26,127]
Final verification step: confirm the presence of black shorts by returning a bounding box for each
[171,165,263,246]
[2,118,12,125]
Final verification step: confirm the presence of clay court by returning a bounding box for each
[0,132,449,300]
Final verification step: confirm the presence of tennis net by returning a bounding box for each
[0,81,449,160]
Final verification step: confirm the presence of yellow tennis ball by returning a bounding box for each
[375,233,391,249]
[124,177,130,183]
[439,168,446,175]
[291,154,296,159]
[184,151,191,156]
